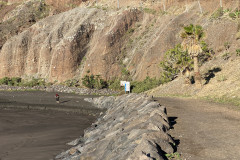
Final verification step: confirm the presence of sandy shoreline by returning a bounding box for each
[0,91,100,160]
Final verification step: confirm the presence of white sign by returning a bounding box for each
[125,82,130,92]
[120,81,126,86]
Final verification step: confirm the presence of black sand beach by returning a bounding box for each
[0,91,100,160]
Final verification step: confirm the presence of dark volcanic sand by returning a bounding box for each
[0,91,99,160]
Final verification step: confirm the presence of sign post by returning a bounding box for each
[120,81,130,94]
[125,82,130,94]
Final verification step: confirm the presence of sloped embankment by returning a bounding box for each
[56,94,174,160]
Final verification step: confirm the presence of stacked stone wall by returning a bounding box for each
[56,94,174,160]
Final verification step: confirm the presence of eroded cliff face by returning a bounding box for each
[0,0,240,82]
[0,7,142,82]
[0,0,49,49]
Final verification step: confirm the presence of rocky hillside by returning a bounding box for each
[147,55,240,106]
[0,0,240,83]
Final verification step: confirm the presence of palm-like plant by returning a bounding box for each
[181,24,204,87]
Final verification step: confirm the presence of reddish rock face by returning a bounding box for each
[5,0,23,4]
[45,0,84,12]
[0,8,142,82]
[0,0,239,83]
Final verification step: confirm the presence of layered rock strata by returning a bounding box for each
[56,94,174,160]
[0,7,142,82]
[0,0,50,48]
[1,0,239,83]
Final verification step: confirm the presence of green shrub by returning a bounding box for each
[131,77,161,93]
[107,78,122,90]
[94,75,107,89]
[229,12,237,19]
[0,77,11,85]
[82,74,95,89]
[21,78,46,87]
[0,77,48,87]
[159,44,193,81]
[8,77,22,86]
[165,152,181,160]
[159,41,213,82]
[63,79,79,87]
[0,77,22,86]
[199,40,214,64]
[236,49,240,56]
[121,68,131,81]
[82,74,107,89]
[223,8,231,13]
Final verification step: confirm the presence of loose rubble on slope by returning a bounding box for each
[56,94,174,160]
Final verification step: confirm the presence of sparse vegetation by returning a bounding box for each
[202,96,240,107]
[165,152,182,160]
[0,1,7,7]
[211,7,224,19]
[216,74,227,82]
[34,0,50,20]
[199,40,214,62]
[21,78,46,87]
[224,42,230,51]
[222,52,231,60]
[66,3,78,9]
[82,74,107,89]
[0,77,47,87]
[126,28,135,35]
[222,42,231,60]
[236,49,240,56]
[92,5,109,11]
[0,77,21,86]
[107,78,122,91]
[228,8,240,20]
[143,8,157,15]
[159,44,193,81]
[131,77,161,93]
[62,79,79,87]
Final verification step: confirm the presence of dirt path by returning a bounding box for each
[155,97,240,160]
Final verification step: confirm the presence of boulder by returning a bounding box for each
[56,94,174,160]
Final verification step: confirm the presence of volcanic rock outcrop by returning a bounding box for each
[0,7,142,82]
[0,0,240,82]
[0,0,49,49]
[56,94,174,160]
